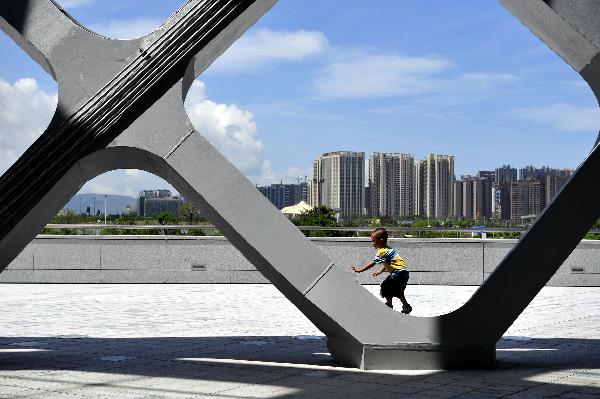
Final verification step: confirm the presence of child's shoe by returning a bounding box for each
[401,304,412,314]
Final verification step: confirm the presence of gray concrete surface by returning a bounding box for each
[3,236,600,286]
[0,283,599,398]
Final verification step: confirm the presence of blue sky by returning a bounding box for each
[0,0,598,197]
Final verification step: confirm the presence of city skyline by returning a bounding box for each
[302,151,572,224]
[62,156,574,224]
[0,1,598,197]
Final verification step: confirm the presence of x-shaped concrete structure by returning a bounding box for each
[0,0,599,369]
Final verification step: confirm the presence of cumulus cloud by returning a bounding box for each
[185,81,271,180]
[80,81,275,193]
[90,18,162,39]
[0,76,273,196]
[79,170,176,197]
[211,28,328,72]
[0,78,57,174]
[511,103,600,132]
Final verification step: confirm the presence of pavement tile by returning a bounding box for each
[0,386,45,399]
[0,374,80,393]
[0,284,598,398]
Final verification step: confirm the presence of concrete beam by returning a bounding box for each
[0,0,598,369]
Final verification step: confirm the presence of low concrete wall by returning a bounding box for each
[1,236,599,286]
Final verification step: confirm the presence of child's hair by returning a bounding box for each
[372,227,388,243]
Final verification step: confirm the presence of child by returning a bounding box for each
[352,227,412,314]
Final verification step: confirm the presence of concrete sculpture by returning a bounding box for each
[0,0,598,369]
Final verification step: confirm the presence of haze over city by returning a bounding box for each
[0,0,598,198]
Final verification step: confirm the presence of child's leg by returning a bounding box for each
[385,297,393,308]
[398,293,409,307]
[398,291,412,314]
[397,271,412,314]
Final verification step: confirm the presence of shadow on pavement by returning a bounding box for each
[0,336,598,398]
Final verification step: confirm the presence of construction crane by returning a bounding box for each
[283,175,309,184]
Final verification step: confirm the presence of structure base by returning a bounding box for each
[328,338,496,370]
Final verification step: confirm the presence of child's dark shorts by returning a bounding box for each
[380,269,409,299]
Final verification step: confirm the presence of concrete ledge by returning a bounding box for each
[2,236,599,285]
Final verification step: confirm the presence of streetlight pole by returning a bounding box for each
[104,194,107,224]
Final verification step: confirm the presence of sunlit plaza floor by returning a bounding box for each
[0,284,599,398]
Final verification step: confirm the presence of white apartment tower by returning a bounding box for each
[415,154,455,219]
[312,151,365,219]
[368,153,414,217]
[414,160,426,217]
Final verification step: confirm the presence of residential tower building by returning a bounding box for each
[312,151,365,219]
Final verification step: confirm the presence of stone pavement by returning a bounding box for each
[0,284,599,398]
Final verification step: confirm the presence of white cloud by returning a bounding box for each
[82,81,275,193]
[313,53,452,99]
[312,50,522,103]
[0,79,178,197]
[511,103,600,132]
[0,78,57,174]
[79,170,176,197]
[185,81,271,180]
[0,76,273,195]
[369,104,468,121]
[459,72,519,85]
[90,18,162,39]
[211,29,328,72]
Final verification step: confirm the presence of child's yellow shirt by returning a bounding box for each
[373,246,406,272]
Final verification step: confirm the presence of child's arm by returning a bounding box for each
[352,261,375,273]
[372,265,386,277]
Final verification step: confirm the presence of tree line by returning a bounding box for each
[44,205,600,239]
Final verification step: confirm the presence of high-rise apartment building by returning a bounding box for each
[461,176,475,220]
[414,160,426,217]
[519,165,544,181]
[517,166,573,211]
[493,165,517,221]
[495,165,517,185]
[368,153,414,217]
[312,151,365,219]
[473,171,494,220]
[492,184,512,221]
[545,169,572,205]
[453,180,463,218]
[453,173,493,220]
[510,179,542,225]
[415,154,455,219]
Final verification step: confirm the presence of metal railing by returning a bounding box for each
[42,224,600,238]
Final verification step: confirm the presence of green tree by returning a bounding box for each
[51,209,78,224]
[411,219,439,228]
[179,202,200,224]
[156,212,178,235]
[157,212,178,225]
[292,206,338,237]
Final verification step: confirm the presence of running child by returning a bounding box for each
[351,227,412,313]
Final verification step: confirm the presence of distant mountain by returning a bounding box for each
[63,194,137,216]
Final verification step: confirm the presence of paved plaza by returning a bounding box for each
[0,284,599,398]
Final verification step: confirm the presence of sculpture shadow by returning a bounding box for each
[0,335,598,397]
